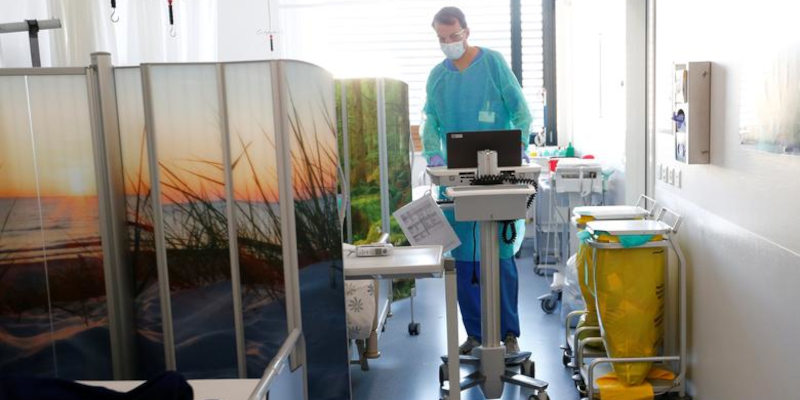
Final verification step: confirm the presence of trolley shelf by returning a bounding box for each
[573,205,650,219]
[568,334,605,359]
[586,240,670,249]
[586,220,673,236]
[580,362,679,399]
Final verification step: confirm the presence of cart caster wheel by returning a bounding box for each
[562,349,571,367]
[529,390,548,400]
[521,359,535,377]
[576,382,587,394]
[534,266,546,276]
[408,322,420,336]
[439,363,448,387]
[541,297,558,314]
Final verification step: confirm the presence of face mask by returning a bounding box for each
[441,40,466,60]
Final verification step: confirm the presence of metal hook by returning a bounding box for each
[169,25,177,38]
[110,8,119,23]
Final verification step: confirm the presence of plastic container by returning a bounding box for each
[565,142,575,157]
[548,158,560,172]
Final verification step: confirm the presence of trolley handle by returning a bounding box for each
[657,207,682,233]
[635,194,658,216]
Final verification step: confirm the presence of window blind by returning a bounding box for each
[278,0,544,128]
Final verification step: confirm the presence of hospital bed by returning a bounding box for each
[343,245,446,372]
[341,233,394,371]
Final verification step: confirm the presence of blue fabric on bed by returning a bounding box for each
[0,371,193,400]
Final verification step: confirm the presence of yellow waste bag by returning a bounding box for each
[595,246,666,385]
[575,240,602,348]
[597,368,676,400]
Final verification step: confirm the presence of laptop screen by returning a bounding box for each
[445,130,522,169]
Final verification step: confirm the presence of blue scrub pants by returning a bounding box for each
[456,258,521,340]
[441,207,523,340]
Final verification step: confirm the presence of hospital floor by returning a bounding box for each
[350,242,580,400]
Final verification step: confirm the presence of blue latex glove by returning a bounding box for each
[428,154,445,167]
[521,148,531,164]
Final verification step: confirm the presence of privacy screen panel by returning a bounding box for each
[336,79,379,244]
[382,79,412,242]
[145,64,238,378]
[223,61,288,378]
[0,76,57,377]
[115,67,166,378]
[285,61,350,400]
[0,74,111,379]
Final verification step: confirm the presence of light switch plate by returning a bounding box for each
[675,169,682,188]
[668,167,675,184]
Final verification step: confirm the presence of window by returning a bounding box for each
[278,0,545,129]
[522,0,545,131]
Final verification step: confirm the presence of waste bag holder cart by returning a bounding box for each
[562,195,657,371]
[575,208,688,400]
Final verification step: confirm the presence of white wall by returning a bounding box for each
[0,0,218,67]
[0,0,53,67]
[654,0,800,397]
[556,0,646,206]
[217,0,278,61]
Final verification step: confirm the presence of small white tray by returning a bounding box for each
[586,220,672,236]
[572,205,649,220]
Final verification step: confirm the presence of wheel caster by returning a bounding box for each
[529,390,548,400]
[408,322,420,336]
[521,359,534,378]
[540,297,558,314]
[534,266,546,276]
[562,349,571,367]
[439,363,448,387]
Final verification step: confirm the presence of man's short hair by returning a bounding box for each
[432,7,468,29]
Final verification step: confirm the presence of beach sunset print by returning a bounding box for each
[116,67,166,377]
[0,74,111,379]
[285,62,350,400]
[146,64,238,378]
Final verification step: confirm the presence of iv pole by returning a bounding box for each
[0,18,62,67]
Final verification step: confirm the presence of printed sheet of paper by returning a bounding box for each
[393,194,460,253]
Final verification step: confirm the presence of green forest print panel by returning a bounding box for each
[383,80,412,237]
[336,79,411,245]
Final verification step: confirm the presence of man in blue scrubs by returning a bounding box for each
[422,7,532,355]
